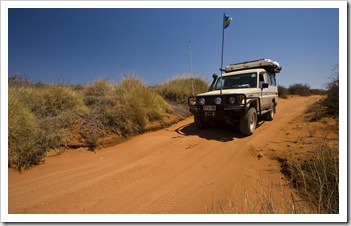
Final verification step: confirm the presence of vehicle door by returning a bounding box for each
[266,72,278,105]
[259,72,270,110]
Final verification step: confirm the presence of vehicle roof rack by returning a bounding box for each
[220,59,282,74]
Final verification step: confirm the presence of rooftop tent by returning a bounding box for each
[221,59,282,74]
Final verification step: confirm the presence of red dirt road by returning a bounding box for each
[8,96,321,214]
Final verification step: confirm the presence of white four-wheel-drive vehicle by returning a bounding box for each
[188,59,282,136]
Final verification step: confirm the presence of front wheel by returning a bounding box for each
[239,108,257,135]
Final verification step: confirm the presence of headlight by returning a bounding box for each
[214,97,222,105]
[199,98,206,105]
[228,96,236,104]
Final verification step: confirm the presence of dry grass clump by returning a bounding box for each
[8,83,88,170]
[8,88,44,171]
[153,75,209,104]
[207,177,311,214]
[22,84,88,118]
[152,75,209,119]
[114,76,173,134]
[288,144,339,214]
[81,76,173,140]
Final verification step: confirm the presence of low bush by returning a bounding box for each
[8,82,89,169]
[322,74,339,117]
[80,76,173,149]
[278,85,289,99]
[153,75,209,104]
[24,84,88,118]
[288,83,312,96]
[114,76,173,135]
[8,88,44,171]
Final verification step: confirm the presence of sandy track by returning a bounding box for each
[8,96,321,214]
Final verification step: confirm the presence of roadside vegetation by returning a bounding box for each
[278,83,326,99]
[8,73,208,171]
[275,71,339,214]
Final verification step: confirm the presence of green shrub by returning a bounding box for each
[24,84,87,118]
[322,74,339,117]
[83,79,115,107]
[288,83,312,96]
[8,88,44,171]
[114,76,173,135]
[153,75,209,104]
[23,85,87,148]
[278,85,289,99]
[81,76,173,140]
[8,82,89,168]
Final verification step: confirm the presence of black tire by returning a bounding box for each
[239,108,257,135]
[194,115,207,129]
[264,102,275,121]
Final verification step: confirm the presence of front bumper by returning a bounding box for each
[188,94,248,120]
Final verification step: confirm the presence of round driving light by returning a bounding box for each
[214,97,222,105]
[228,96,236,104]
[199,98,206,105]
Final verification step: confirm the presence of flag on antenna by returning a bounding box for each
[223,14,232,29]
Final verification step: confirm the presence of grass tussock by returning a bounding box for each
[113,76,173,135]
[9,73,200,171]
[207,177,311,214]
[153,75,209,104]
[288,144,339,214]
[8,88,44,171]
[152,75,209,119]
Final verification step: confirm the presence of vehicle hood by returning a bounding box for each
[197,88,260,96]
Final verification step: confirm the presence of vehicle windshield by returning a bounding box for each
[213,72,257,90]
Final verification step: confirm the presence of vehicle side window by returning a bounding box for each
[268,75,273,85]
[266,73,276,86]
[269,74,276,86]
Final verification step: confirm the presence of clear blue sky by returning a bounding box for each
[8,7,339,89]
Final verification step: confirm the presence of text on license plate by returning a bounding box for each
[203,105,216,111]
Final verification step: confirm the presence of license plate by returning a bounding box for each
[205,112,215,117]
[203,105,216,111]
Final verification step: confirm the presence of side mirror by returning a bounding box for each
[261,83,269,89]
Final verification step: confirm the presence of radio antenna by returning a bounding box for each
[189,40,195,96]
